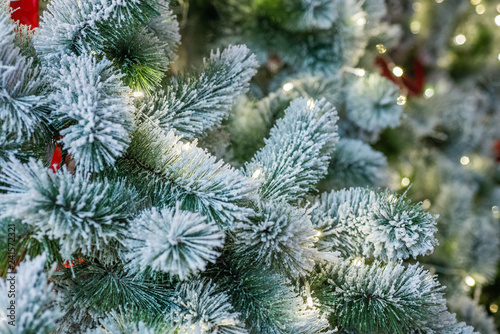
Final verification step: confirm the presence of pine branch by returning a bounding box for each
[205,251,328,334]
[0,254,62,334]
[127,122,259,228]
[311,260,453,333]
[169,278,247,333]
[322,138,387,189]
[0,7,49,144]
[0,158,139,261]
[55,261,176,333]
[124,205,225,280]
[311,188,438,260]
[49,53,134,173]
[35,0,160,57]
[233,200,318,278]
[346,73,403,133]
[244,97,338,202]
[138,45,258,140]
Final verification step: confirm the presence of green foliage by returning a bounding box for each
[311,260,449,334]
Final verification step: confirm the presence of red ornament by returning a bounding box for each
[9,0,39,28]
[493,139,500,163]
[375,55,426,97]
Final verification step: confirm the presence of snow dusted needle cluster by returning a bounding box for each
[124,205,224,280]
[0,254,62,334]
[245,97,339,202]
[50,53,134,172]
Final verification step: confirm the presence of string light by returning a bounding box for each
[498,53,500,61]
[490,304,499,313]
[422,199,431,210]
[356,17,366,26]
[464,276,475,287]
[410,21,421,34]
[252,168,262,179]
[351,257,364,266]
[470,0,481,4]
[412,2,422,12]
[475,4,485,15]
[401,177,410,187]
[497,4,500,13]
[435,0,443,3]
[492,206,500,219]
[306,99,316,110]
[495,15,500,26]
[314,230,322,237]
[181,142,191,151]
[460,156,470,165]
[397,95,407,105]
[424,88,435,98]
[133,91,144,97]
[454,34,466,45]
[282,82,294,92]
[353,68,366,77]
[392,66,404,77]
[376,44,387,54]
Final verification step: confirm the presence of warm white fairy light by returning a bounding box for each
[424,88,435,98]
[376,44,387,54]
[498,53,500,61]
[314,230,322,237]
[490,304,499,313]
[181,142,191,151]
[401,177,410,187]
[495,15,500,26]
[413,2,422,11]
[422,199,431,210]
[252,168,262,179]
[307,99,316,110]
[133,91,144,97]
[497,4,500,13]
[492,206,500,219]
[356,17,366,26]
[397,95,407,105]
[435,0,443,3]
[353,68,366,77]
[454,34,466,45]
[470,0,481,5]
[460,156,470,165]
[282,82,294,92]
[464,276,475,287]
[351,257,364,266]
[410,21,421,34]
[475,4,485,15]
[392,66,404,77]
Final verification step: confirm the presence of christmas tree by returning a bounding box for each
[0,0,498,333]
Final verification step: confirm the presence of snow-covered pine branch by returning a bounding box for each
[233,200,318,278]
[244,97,338,202]
[0,6,48,144]
[346,73,403,134]
[50,53,134,173]
[138,45,258,140]
[35,0,160,57]
[127,122,259,227]
[169,278,247,334]
[311,187,438,260]
[205,251,328,334]
[0,254,62,334]
[310,260,467,333]
[55,261,175,333]
[124,205,224,280]
[0,158,138,261]
[323,137,387,189]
